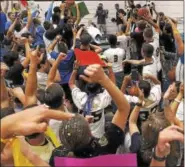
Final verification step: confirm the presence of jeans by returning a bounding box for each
[114,71,125,89]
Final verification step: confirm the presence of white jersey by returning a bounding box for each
[149,31,161,72]
[71,87,112,139]
[103,48,125,73]
[142,57,158,79]
[117,35,131,60]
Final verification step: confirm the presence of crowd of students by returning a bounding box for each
[0,0,184,167]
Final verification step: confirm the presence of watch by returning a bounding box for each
[152,147,167,162]
[135,102,142,107]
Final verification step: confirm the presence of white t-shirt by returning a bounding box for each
[142,57,158,79]
[149,31,161,72]
[125,84,161,112]
[117,35,131,60]
[176,99,184,121]
[71,87,112,138]
[28,137,55,163]
[14,27,29,38]
[103,48,125,73]
[49,107,69,142]
[37,72,47,90]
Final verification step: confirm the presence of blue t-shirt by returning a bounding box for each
[0,12,7,34]
[5,21,12,31]
[33,25,45,46]
[50,50,75,84]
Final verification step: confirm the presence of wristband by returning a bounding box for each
[152,147,167,162]
[174,98,181,103]
[135,102,142,107]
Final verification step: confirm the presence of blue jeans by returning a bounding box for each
[114,71,125,89]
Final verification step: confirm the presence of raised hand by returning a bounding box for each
[1,105,75,139]
[156,125,184,157]
[30,47,43,65]
[80,64,108,84]
[58,52,67,61]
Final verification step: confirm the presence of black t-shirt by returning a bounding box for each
[116,11,124,25]
[159,33,176,53]
[130,32,145,59]
[5,63,24,87]
[49,123,124,167]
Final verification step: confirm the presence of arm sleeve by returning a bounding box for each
[99,90,112,108]
[124,94,139,103]
[129,132,141,153]
[71,87,88,110]
[150,84,161,103]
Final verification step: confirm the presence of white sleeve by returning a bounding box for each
[98,90,112,108]
[150,84,161,103]
[117,36,123,42]
[71,87,88,110]
[124,94,139,103]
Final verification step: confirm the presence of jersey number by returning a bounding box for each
[91,111,102,123]
[114,55,118,63]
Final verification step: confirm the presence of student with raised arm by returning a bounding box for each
[150,126,184,167]
[24,46,43,107]
[69,62,113,138]
[167,18,184,83]
[14,8,33,38]
[163,83,184,127]
[49,64,130,166]
[0,105,75,166]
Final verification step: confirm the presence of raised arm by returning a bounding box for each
[167,18,184,56]
[163,85,184,129]
[47,53,66,87]
[142,16,160,33]
[121,75,131,94]
[45,1,54,21]
[6,18,18,38]
[47,35,61,53]
[170,83,184,115]
[26,8,32,30]
[0,63,10,109]
[80,64,130,130]
[3,0,9,13]
[150,126,184,167]
[123,59,145,65]
[76,26,84,39]
[74,3,81,26]
[89,44,102,53]
[129,88,144,135]
[143,74,161,85]
[24,47,42,107]
[69,61,79,90]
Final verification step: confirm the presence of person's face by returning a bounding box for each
[9,13,15,21]
[115,5,119,10]
[168,82,178,100]
[43,61,50,73]
[99,4,103,8]
[159,14,164,21]
[14,3,20,10]
[28,36,34,44]
[67,18,74,27]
